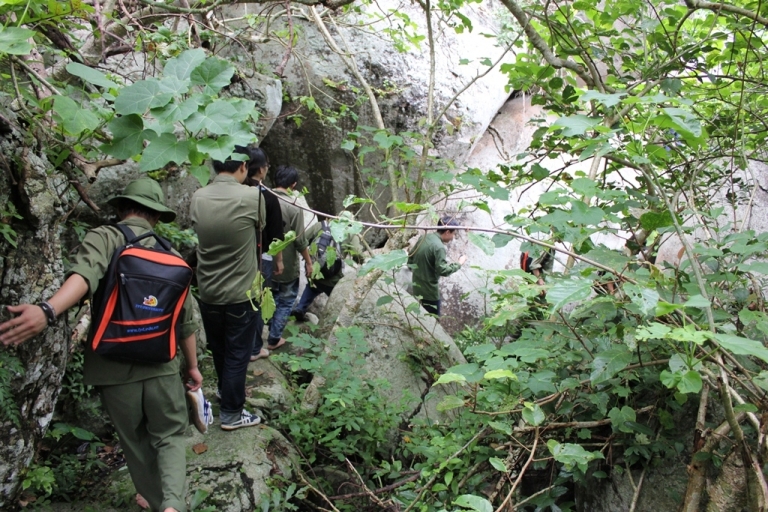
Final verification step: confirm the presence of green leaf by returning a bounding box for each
[454,494,493,512]
[260,287,275,322]
[186,100,239,135]
[552,115,601,136]
[152,96,203,124]
[391,202,427,214]
[52,96,100,135]
[522,402,545,426]
[436,395,466,411]
[580,90,627,107]
[608,406,636,433]
[547,440,604,472]
[655,301,683,316]
[734,403,758,413]
[102,114,147,159]
[66,62,118,89]
[0,27,35,55]
[737,262,768,274]
[624,283,659,317]
[376,295,394,307]
[713,334,768,363]
[268,231,297,256]
[140,133,189,171]
[158,75,189,96]
[483,369,516,380]
[489,457,508,473]
[373,131,403,149]
[468,232,494,256]
[547,278,593,313]
[492,233,514,248]
[189,165,211,187]
[197,136,238,162]
[359,250,408,276]
[434,373,467,385]
[115,80,161,115]
[424,170,454,183]
[190,57,235,95]
[635,322,672,340]
[678,370,702,394]
[340,139,356,151]
[590,346,632,384]
[624,421,655,436]
[570,200,604,225]
[488,421,512,435]
[164,48,206,81]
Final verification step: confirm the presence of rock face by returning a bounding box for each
[38,423,298,512]
[224,0,512,216]
[0,108,71,507]
[318,271,467,421]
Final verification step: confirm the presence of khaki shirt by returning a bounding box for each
[190,174,266,305]
[273,189,309,284]
[408,232,461,301]
[66,217,199,386]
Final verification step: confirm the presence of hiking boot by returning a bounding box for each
[220,409,261,431]
[291,309,307,322]
[186,389,213,434]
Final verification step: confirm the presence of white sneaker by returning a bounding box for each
[186,389,214,434]
[220,409,261,431]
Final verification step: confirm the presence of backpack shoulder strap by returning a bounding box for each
[114,223,172,251]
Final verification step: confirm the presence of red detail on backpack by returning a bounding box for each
[111,314,172,326]
[89,225,192,363]
[102,328,171,343]
[520,251,531,273]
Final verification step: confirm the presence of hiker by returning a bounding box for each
[408,216,467,317]
[191,148,266,431]
[243,146,284,361]
[291,213,363,321]
[268,164,312,349]
[0,178,202,512]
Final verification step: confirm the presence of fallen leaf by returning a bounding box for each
[253,369,265,377]
[192,443,208,455]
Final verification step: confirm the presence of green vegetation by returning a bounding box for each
[3,0,768,509]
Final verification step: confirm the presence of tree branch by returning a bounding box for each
[498,0,594,87]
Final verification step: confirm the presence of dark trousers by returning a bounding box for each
[421,299,441,316]
[198,300,257,416]
[294,281,335,314]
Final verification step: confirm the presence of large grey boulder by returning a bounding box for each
[220,0,512,216]
[314,271,467,422]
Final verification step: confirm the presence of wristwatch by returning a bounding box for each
[38,301,57,326]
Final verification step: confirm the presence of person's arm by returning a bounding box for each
[435,246,462,277]
[0,273,89,347]
[301,247,313,278]
[178,333,202,391]
[273,252,284,276]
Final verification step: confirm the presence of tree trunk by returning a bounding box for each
[0,108,70,507]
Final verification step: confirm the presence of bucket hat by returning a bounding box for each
[107,178,177,223]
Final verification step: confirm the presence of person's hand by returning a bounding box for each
[458,255,468,265]
[0,304,47,347]
[273,259,284,276]
[305,261,313,278]
[185,366,203,392]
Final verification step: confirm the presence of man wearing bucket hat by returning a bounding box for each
[0,178,202,512]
